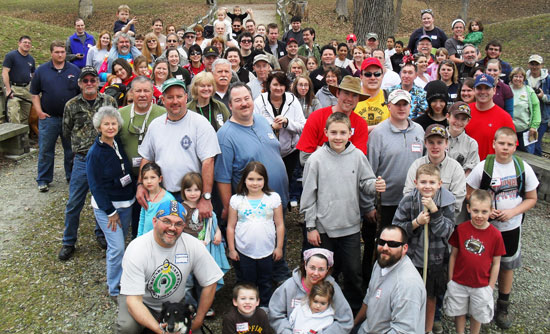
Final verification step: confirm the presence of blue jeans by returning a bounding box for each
[62,155,102,245]
[534,121,548,156]
[238,252,274,307]
[36,116,73,185]
[93,206,132,295]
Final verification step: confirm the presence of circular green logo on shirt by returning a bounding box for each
[147,259,183,299]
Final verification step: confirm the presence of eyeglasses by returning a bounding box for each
[376,238,405,248]
[159,218,185,229]
[240,39,252,43]
[190,51,202,56]
[421,9,433,15]
[81,78,97,84]
[185,35,195,39]
[362,71,382,78]
[147,39,157,43]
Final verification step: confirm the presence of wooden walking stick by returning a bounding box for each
[423,204,429,286]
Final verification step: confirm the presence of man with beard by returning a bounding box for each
[251,34,280,71]
[457,44,479,82]
[353,225,426,334]
[99,33,141,82]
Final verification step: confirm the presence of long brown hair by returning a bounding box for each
[236,161,272,196]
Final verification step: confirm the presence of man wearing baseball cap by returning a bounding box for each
[203,45,220,72]
[278,37,307,73]
[346,34,357,57]
[58,65,118,260]
[465,74,515,160]
[247,54,272,99]
[363,89,425,283]
[297,75,369,157]
[526,54,550,156]
[137,78,220,220]
[118,200,223,333]
[354,57,390,132]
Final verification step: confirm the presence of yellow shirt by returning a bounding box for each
[354,90,389,126]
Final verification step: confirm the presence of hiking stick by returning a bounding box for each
[423,204,429,286]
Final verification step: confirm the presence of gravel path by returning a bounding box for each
[0,147,549,333]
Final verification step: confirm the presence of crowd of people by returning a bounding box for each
[2,3,547,334]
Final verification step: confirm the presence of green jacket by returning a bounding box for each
[62,93,117,155]
[513,85,541,132]
[297,43,321,63]
[187,98,230,131]
[118,104,167,176]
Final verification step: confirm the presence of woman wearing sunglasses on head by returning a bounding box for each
[407,8,448,53]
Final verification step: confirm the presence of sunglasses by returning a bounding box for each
[185,35,195,38]
[167,39,178,43]
[421,9,433,15]
[376,238,405,248]
[81,78,97,84]
[147,39,157,43]
[240,39,252,43]
[362,71,382,78]
[190,51,202,56]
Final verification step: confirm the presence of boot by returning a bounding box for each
[495,299,512,329]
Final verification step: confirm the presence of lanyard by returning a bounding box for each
[198,102,212,124]
[129,104,152,146]
[112,140,126,175]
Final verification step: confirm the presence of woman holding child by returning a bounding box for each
[268,248,354,334]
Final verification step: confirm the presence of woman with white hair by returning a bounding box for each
[87,106,135,300]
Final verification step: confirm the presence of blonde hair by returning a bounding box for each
[190,71,217,101]
[117,4,130,13]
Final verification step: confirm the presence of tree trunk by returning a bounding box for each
[460,0,470,21]
[78,0,93,19]
[353,0,394,45]
[393,0,403,34]
[335,0,349,22]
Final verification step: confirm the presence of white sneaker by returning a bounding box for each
[290,201,298,207]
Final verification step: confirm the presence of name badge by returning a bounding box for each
[490,178,501,187]
[132,157,142,168]
[120,174,132,187]
[291,298,302,308]
[280,51,285,56]
[216,114,224,126]
[175,254,189,264]
[268,132,275,139]
[431,36,438,40]
[411,143,422,153]
[316,74,324,81]
[376,288,382,299]
[176,74,183,80]
[236,323,249,332]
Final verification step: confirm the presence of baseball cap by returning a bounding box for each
[388,89,411,104]
[203,46,219,57]
[286,38,298,46]
[474,74,495,88]
[528,54,543,64]
[155,200,187,220]
[418,34,432,42]
[161,78,186,93]
[361,57,383,71]
[424,124,448,140]
[366,33,378,41]
[183,28,196,36]
[448,101,471,118]
[253,54,270,65]
[346,34,357,42]
[79,66,98,79]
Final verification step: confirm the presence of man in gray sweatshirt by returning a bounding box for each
[354,225,426,334]
[363,89,425,284]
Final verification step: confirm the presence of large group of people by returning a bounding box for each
[2,3,547,334]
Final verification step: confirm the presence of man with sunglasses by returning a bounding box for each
[59,66,118,261]
[407,9,447,54]
[354,57,389,133]
[238,32,254,70]
[117,200,223,334]
[31,40,80,193]
[354,225,426,334]
[118,76,166,238]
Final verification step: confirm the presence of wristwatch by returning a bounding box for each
[202,192,212,200]
[306,227,317,232]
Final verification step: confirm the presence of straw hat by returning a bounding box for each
[328,75,369,102]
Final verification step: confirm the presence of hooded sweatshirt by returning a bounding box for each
[268,269,353,334]
[301,142,377,238]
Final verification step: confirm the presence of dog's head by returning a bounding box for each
[159,302,195,334]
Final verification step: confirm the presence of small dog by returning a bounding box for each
[159,302,195,334]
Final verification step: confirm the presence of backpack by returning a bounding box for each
[479,154,526,200]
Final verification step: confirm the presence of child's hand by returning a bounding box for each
[490,209,500,220]
[307,229,321,246]
[228,249,239,261]
[417,211,430,226]
[203,240,208,246]
[421,196,438,213]
[375,176,386,193]
[273,248,283,261]
[213,228,222,245]
[246,8,253,14]
[495,208,515,222]
[129,16,137,25]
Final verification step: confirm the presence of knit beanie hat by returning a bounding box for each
[425,80,449,104]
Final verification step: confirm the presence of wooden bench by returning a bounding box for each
[0,123,30,156]
[515,151,550,203]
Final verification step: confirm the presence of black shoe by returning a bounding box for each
[96,236,107,250]
[58,245,75,261]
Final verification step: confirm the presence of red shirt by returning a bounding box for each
[296,106,369,154]
[449,221,506,288]
[465,103,515,160]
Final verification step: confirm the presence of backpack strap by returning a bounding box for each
[512,155,526,198]
[479,154,495,191]
[382,89,389,106]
